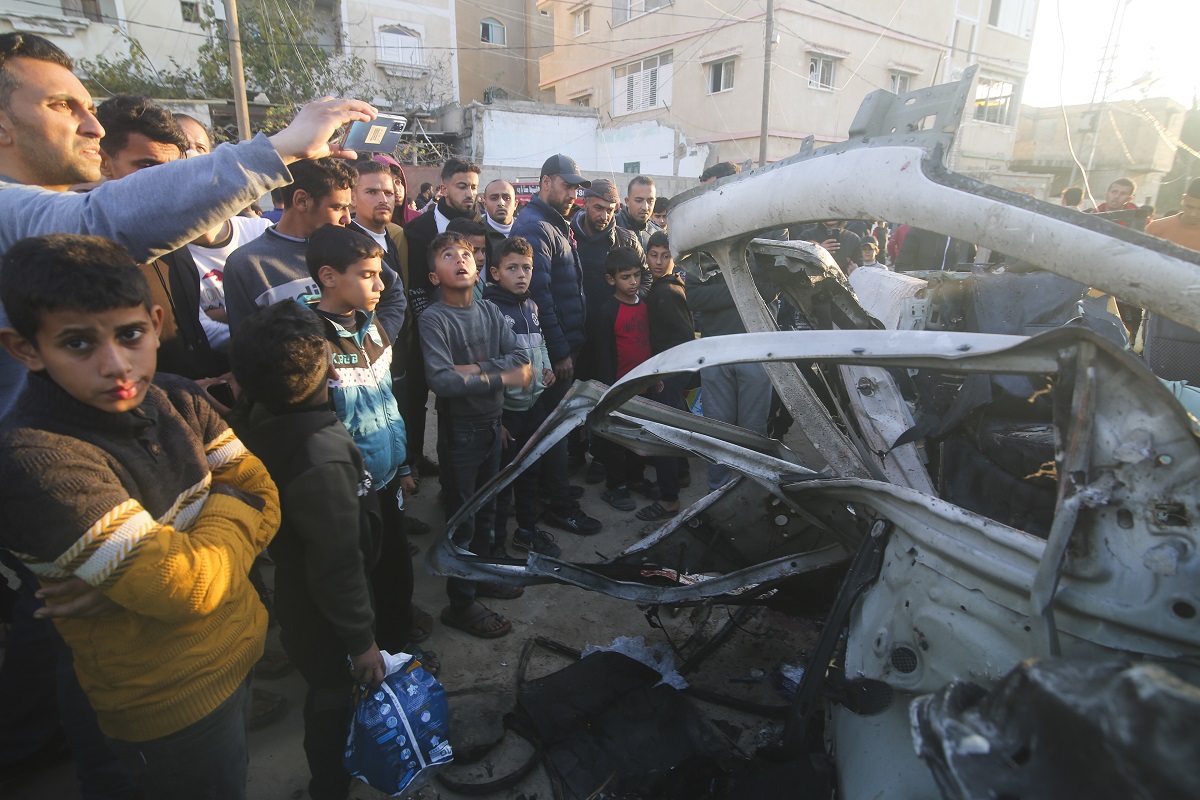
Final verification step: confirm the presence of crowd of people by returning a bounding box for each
[1,28,1199,800]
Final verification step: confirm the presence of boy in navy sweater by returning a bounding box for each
[482,237,560,557]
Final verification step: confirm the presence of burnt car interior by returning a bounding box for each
[429,65,1200,799]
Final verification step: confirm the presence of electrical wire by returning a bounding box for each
[1105,106,1136,165]
[1053,0,1096,206]
[24,0,1036,72]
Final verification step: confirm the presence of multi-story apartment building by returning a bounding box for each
[0,0,460,111]
[0,0,562,112]
[454,0,554,104]
[536,0,1036,178]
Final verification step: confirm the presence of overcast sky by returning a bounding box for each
[1024,0,1196,109]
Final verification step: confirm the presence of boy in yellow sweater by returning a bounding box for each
[0,234,280,800]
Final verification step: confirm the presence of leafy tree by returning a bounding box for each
[77,41,196,100]
[189,0,367,116]
[77,0,456,160]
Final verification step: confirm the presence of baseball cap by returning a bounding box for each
[540,154,591,187]
[582,178,619,203]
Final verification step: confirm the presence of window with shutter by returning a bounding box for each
[612,53,671,116]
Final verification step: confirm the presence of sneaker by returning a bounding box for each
[567,484,585,500]
[543,503,604,535]
[601,485,636,511]
[407,515,433,535]
[584,459,606,485]
[512,527,562,558]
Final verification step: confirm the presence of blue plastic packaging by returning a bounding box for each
[344,651,453,796]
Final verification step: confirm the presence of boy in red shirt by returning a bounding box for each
[581,246,661,511]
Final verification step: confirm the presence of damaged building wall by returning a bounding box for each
[453,100,713,179]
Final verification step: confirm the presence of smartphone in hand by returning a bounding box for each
[338,113,408,153]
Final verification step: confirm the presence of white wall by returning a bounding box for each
[474,105,712,177]
[595,119,709,177]
[476,107,600,168]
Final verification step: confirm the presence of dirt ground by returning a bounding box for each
[3,411,821,800]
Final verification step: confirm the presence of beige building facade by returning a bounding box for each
[454,0,554,104]
[1012,97,1187,207]
[0,0,460,111]
[537,0,1036,178]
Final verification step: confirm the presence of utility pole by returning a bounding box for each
[223,0,252,142]
[758,0,775,167]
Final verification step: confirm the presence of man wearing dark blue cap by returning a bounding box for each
[511,154,603,535]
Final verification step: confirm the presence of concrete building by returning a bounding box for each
[535,0,1036,179]
[0,0,460,112]
[0,1,202,71]
[1012,97,1188,208]
[454,0,555,104]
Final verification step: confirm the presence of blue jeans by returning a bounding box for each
[107,674,253,800]
[438,415,503,608]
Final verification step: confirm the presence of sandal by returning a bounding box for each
[440,602,512,639]
[249,688,288,729]
[410,605,433,643]
[474,581,524,600]
[409,647,441,678]
[636,501,679,522]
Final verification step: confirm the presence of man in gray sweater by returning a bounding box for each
[0,32,377,416]
[223,158,405,338]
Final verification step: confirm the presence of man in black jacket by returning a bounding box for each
[894,227,976,272]
[571,178,646,333]
[511,154,602,535]
[798,220,862,275]
[569,178,646,481]
[616,174,663,250]
[402,158,482,474]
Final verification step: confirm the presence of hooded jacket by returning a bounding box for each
[510,195,586,363]
[645,271,694,354]
[483,282,552,411]
[301,297,409,487]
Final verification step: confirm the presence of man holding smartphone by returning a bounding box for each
[0,32,377,417]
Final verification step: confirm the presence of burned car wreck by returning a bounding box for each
[429,67,1200,798]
